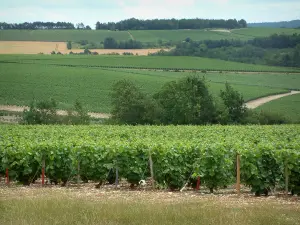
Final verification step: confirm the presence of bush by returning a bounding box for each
[111,80,148,124]
[22,99,90,125]
[220,83,247,123]
[67,41,72,50]
[50,51,56,55]
[154,75,217,124]
[122,52,134,55]
[22,98,58,125]
[83,48,91,55]
[243,110,291,125]
[65,100,90,125]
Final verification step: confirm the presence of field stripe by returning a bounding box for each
[1,60,299,73]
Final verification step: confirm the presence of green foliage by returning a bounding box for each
[256,94,300,123]
[220,83,247,123]
[67,41,72,50]
[22,99,90,125]
[0,56,296,115]
[65,100,91,125]
[241,146,282,196]
[154,75,217,124]
[111,80,152,124]
[244,110,292,125]
[22,98,58,124]
[0,125,300,193]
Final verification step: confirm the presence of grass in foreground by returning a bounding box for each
[0,187,299,225]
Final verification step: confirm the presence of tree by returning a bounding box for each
[85,25,92,30]
[154,75,217,124]
[96,21,101,30]
[67,41,72,50]
[111,80,151,124]
[238,19,247,28]
[220,83,246,123]
[76,23,85,29]
[104,37,119,49]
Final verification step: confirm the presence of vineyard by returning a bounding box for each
[257,94,300,122]
[2,54,299,72]
[1,27,299,43]
[0,62,290,113]
[1,125,300,195]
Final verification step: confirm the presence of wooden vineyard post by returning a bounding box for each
[5,168,9,185]
[196,177,201,191]
[285,160,289,196]
[115,167,119,188]
[149,154,155,189]
[236,154,241,196]
[42,158,45,186]
[77,161,80,188]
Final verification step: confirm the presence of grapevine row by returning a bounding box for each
[0,125,300,195]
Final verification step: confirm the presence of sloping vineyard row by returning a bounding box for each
[0,125,299,195]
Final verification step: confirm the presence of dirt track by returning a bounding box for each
[0,41,163,55]
[0,105,110,119]
[1,91,299,119]
[245,91,300,109]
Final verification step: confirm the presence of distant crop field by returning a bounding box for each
[0,30,130,42]
[1,28,299,44]
[257,94,300,122]
[130,29,244,42]
[1,56,298,113]
[0,42,163,55]
[1,54,298,72]
[231,27,300,38]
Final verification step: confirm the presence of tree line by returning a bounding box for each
[0,22,92,30]
[96,18,247,30]
[111,75,290,125]
[151,33,300,67]
[0,22,75,30]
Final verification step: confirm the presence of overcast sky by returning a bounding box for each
[1,0,300,28]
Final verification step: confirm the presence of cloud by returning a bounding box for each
[0,0,299,25]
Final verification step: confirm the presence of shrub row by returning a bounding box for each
[0,125,299,195]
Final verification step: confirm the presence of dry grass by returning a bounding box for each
[0,41,163,55]
[0,186,299,225]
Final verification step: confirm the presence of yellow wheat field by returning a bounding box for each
[0,41,163,55]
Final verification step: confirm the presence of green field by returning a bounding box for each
[1,27,299,43]
[0,30,130,42]
[257,94,300,122]
[2,55,300,113]
[231,27,300,38]
[1,54,299,72]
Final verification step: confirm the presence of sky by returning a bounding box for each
[1,0,300,28]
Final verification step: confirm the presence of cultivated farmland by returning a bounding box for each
[1,55,300,113]
[0,30,130,42]
[0,42,164,55]
[0,125,300,194]
[257,94,300,122]
[1,27,299,43]
[1,54,299,72]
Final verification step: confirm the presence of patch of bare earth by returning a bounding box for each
[246,91,300,109]
[0,183,299,207]
[0,41,165,55]
[0,105,110,119]
[210,29,231,33]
